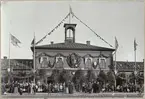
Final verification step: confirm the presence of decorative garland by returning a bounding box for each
[73,14,113,48]
[10,71,34,79]
[36,52,111,69]
[35,13,70,45]
[36,52,110,59]
[36,53,67,58]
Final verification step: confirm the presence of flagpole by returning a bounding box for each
[134,44,137,92]
[114,37,117,92]
[69,6,71,37]
[115,48,117,92]
[8,33,11,83]
[33,32,36,84]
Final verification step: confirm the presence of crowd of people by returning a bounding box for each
[1,80,144,95]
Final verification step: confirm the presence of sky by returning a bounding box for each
[1,1,144,62]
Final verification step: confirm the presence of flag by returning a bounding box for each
[115,37,119,50]
[31,38,35,45]
[69,5,74,17]
[10,34,21,47]
[134,39,138,51]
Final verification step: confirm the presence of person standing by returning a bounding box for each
[68,82,73,94]
[18,83,23,95]
[88,82,92,93]
[92,81,97,93]
[48,83,52,94]
[14,81,19,94]
[27,82,31,94]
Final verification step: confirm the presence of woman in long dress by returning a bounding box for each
[14,81,19,94]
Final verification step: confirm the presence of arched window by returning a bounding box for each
[66,29,73,38]
[99,58,106,69]
[40,56,49,68]
[85,57,92,69]
[56,57,64,69]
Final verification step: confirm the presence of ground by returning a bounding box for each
[2,92,144,98]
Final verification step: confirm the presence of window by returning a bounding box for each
[100,58,106,69]
[85,57,92,69]
[67,29,73,38]
[56,57,64,69]
[40,56,49,68]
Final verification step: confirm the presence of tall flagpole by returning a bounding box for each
[114,37,117,92]
[134,42,137,92]
[69,6,71,37]
[115,48,117,92]
[8,33,11,83]
[33,32,36,84]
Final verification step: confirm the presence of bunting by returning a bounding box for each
[73,14,113,48]
[35,13,70,45]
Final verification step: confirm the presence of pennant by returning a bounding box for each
[10,34,21,47]
[31,38,35,45]
[69,5,74,17]
[115,37,119,50]
[134,39,138,51]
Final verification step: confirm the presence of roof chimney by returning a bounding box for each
[51,41,54,45]
[86,41,90,45]
[3,56,7,59]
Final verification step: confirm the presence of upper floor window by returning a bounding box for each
[99,58,106,69]
[40,56,49,68]
[56,57,64,69]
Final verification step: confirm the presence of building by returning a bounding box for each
[1,56,33,83]
[31,23,114,84]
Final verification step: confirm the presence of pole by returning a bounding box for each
[134,48,137,92]
[69,6,71,37]
[114,50,117,92]
[8,33,11,83]
[33,32,36,84]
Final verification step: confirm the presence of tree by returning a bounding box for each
[128,72,135,83]
[97,70,107,84]
[107,70,115,86]
[87,70,97,82]
[116,72,126,85]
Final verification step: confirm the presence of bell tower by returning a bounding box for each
[64,23,77,43]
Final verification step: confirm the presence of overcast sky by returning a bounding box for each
[1,1,144,62]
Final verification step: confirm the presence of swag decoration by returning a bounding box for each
[37,52,67,58]
[66,53,81,68]
[11,71,34,78]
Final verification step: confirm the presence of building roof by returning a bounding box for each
[31,42,115,51]
[116,61,144,72]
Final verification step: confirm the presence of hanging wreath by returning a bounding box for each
[66,53,81,68]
